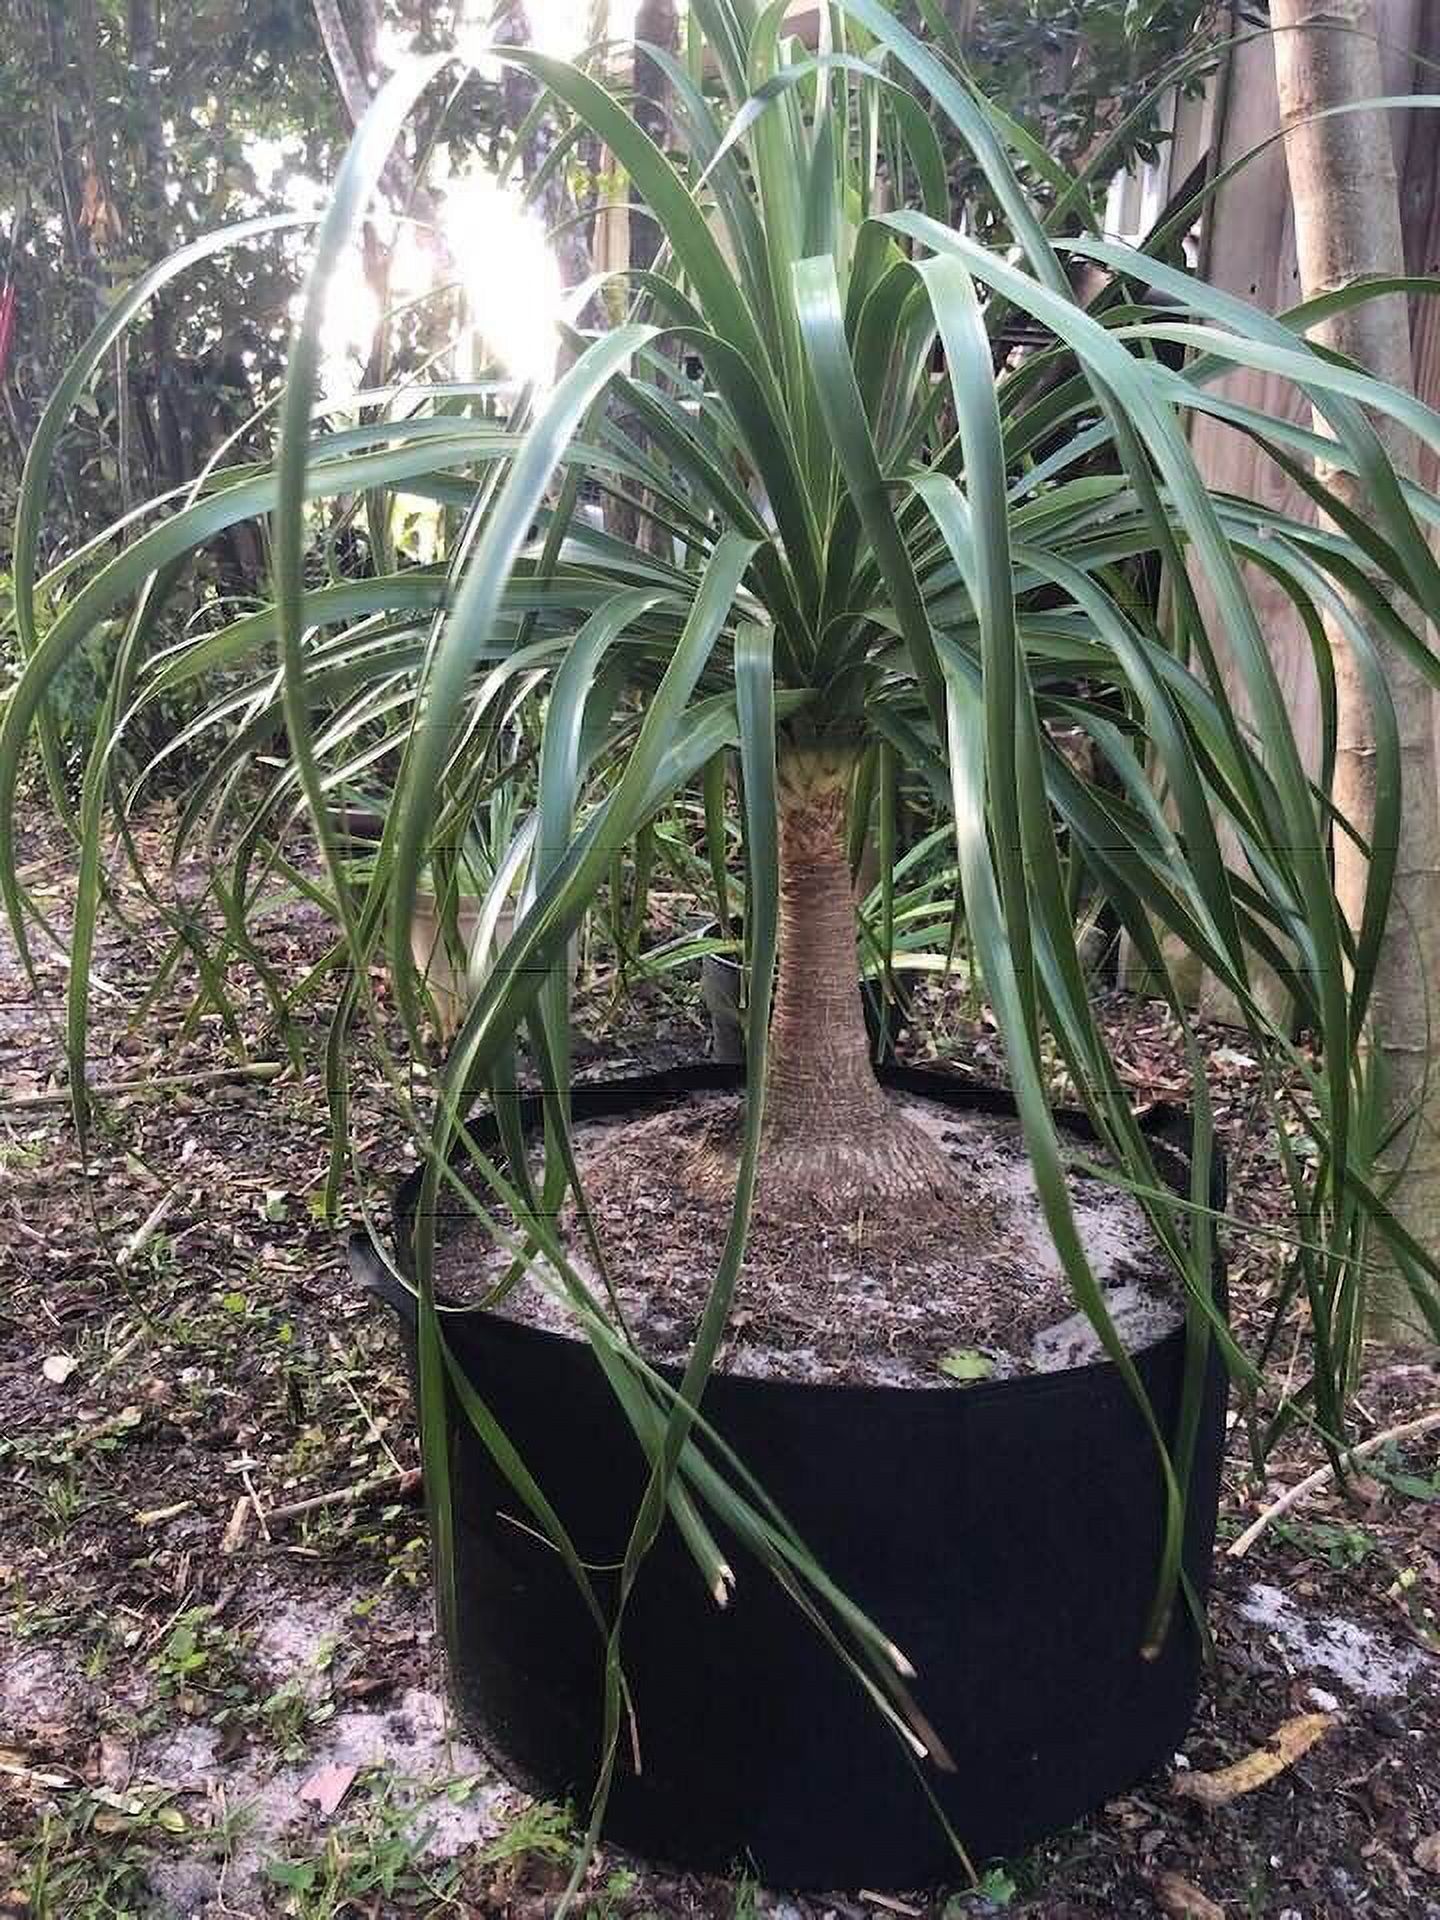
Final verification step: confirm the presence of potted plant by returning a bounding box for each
[6,0,1440,1898]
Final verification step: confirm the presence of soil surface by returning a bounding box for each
[1,803,1438,1920]
[442,1092,1182,1386]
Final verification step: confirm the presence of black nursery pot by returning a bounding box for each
[357,1062,1228,1891]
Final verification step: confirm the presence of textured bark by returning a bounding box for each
[1274,0,1440,1342]
[765,748,887,1142]
[749,746,960,1217]
[1401,5,1440,496]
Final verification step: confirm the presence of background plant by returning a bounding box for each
[908,0,1233,234]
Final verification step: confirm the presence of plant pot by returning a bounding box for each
[409,894,579,1041]
[700,954,905,1066]
[355,1062,1227,1890]
[324,802,386,847]
[408,892,510,1042]
[699,953,746,1063]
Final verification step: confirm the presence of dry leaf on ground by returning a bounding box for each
[1415,1832,1440,1875]
[1172,1711,1334,1808]
[297,1761,358,1819]
[1156,1870,1225,1919]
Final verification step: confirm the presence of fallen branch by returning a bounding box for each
[0,1750,74,1791]
[261,1468,421,1530]
[1229,1408,1440,1559]
[0,1061,285,1113]
[240,1460,272,1545]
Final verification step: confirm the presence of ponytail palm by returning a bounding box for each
[8,0,1440,1874]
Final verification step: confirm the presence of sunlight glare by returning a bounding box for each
[457,0,643,68]
[438,171,564,391]
[310,247,381,400]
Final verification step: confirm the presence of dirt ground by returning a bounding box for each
[1,808,1438,1920]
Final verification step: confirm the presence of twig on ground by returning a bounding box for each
[1229,1408,1440,1558]
[219,1495,252,1556]
[117,1189,180,1269]
[238,1459,272,1544]
[0,1061,285,1113]
[335,1366,406,1476]
[94,1322,146,1377]
[262,1468,421,1530]
[142,1589,195,1654]
[135,1499,195,1527]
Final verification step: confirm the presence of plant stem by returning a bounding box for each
[765,743,888,1146]
[752,741,958,1215]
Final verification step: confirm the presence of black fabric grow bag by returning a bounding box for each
[356,1061,1228,1890]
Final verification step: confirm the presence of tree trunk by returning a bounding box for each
[612,0,682,559]
[765,746,886,1143]
[744,744,960,1217]
[125,0,187,485]
[311,0,430,215]
[631,0,677,275]
[41,3,103,336]
[1274,0,1440,1343]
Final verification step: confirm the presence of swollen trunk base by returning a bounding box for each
[357,1062,1227,1890]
